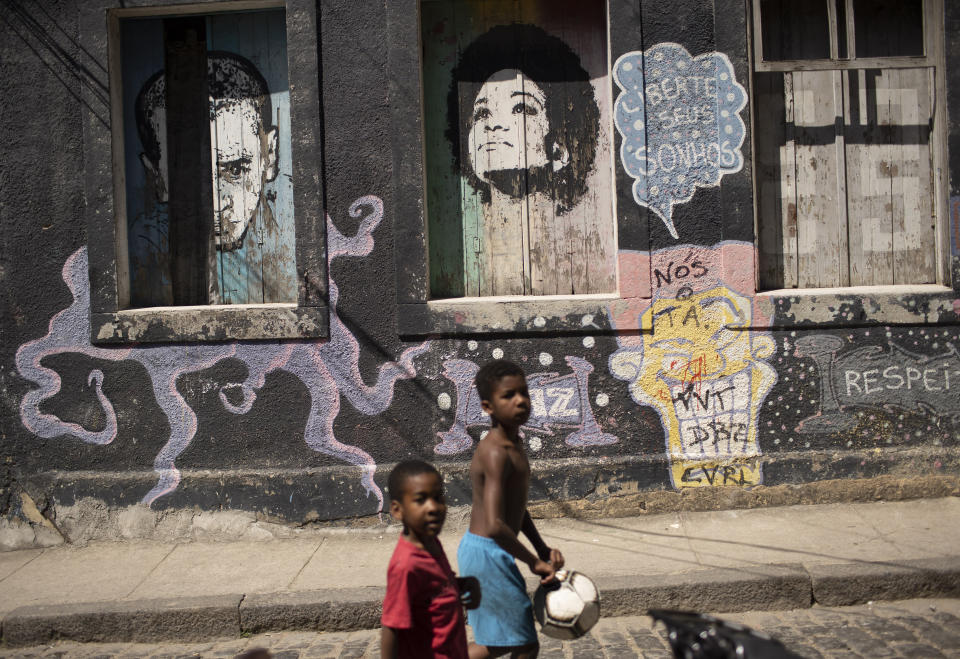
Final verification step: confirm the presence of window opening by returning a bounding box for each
[753,0,941,289]
[120,7,296,308]
[853,0,924,58]
[760,0,830,61]
[420,0,616,298]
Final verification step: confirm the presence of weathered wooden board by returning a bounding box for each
[754,71,797,289]
[165,17,215,306]
[207,9,296,304]
[793,69,846,288]
[755,66,935,289]
[420,1,467,298]
[845,67,935,286]
[421,0,615,298]
[122,17,171,307]
[753,0,938,290]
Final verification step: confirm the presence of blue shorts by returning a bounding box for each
[457,531,537,648]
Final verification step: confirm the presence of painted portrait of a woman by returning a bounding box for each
[434,20,615,297]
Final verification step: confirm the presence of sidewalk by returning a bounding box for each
[2,498,959,646]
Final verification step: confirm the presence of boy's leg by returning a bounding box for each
[468,642,538,659]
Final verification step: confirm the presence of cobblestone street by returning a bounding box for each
[2,598,958,658]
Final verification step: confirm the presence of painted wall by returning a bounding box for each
[2,0,959,544]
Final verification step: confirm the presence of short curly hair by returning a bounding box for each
[135,51,272,165]
[387,460,442,503]
[446,24,600,215]
[474,359,527,403]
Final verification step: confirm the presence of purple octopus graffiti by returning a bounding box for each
[15,196,430,510]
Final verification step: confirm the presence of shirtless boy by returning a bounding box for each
[457,360,565,659]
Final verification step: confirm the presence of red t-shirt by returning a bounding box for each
[381,537,468,658]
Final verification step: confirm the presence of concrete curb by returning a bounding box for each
[240,587,383,634]
[592,563,812,616]
[2,594,243,647]
[3,557,959,647]
[809,556,960,606]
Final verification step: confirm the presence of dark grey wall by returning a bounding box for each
[2,0,959,538]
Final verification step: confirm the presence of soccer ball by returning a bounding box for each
[533,569,601,640]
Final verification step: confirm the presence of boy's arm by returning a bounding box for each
[456,575,482,609]
[521,511,564,569]
[380,626,399,659]
[479,445,557,583]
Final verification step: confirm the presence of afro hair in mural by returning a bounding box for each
[447,23,600,214]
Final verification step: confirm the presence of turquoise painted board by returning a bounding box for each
[421,1,466,298]
[122,9,295,307]
[208,9,295,305]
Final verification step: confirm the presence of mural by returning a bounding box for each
[451,24,599,217]
[15,197,429,510]
[6,0,960,549]
[421,2,616,298]
[608,242,777,488]
[435,356,617,455]
[796,334,960,434]
[614,43,747,239]
[123,10,296,306]
[134,52,279,256]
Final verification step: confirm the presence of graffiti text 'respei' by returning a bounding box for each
[844,365,960,395]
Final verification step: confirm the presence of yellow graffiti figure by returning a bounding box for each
[610,286,776,488]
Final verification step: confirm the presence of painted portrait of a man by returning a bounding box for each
[129,52,280,306]
[121,9,295,308]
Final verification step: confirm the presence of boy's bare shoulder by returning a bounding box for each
[473,432,512,464]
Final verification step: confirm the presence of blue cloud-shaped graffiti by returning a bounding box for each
[614,43,747,239]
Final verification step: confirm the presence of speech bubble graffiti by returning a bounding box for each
[614,43,747,239]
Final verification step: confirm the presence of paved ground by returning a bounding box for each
[2,498,960,649]
[3,498,960,615]
[2,598,959,658]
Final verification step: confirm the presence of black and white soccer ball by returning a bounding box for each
[533,569,601,639]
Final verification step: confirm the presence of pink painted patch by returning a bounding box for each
[618,251,651,298]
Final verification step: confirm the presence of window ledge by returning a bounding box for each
[752,285,959,328]
[91,304,328,344]
[398,292,642,337]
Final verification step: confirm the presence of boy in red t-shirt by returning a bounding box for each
[381,460,480,659]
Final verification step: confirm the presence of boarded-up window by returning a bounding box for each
[753,0,943,289]
[120,8,296,307]
[420,0,616,298]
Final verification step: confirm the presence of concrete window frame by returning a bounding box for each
[81,0,327,344]
[386,0,655,338]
